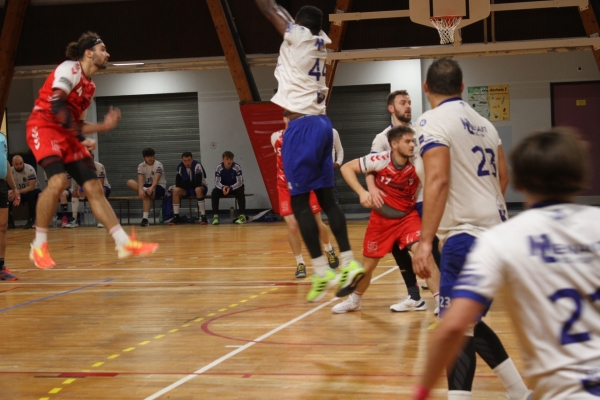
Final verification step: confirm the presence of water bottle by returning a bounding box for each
[230,207,235,222]
[84,205,94,226]
[51,214,59,228]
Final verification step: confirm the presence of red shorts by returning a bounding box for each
[278,186,322,217]
[26,118,91,164]
[363,209,421,258]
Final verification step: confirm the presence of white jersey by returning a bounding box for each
[12,163,41,191]
[454,203,600,381]
[415,99,506,243]
[271,23,331,115]
[94,161,110,189]
[371,124,423,202]
[137,160,166,189]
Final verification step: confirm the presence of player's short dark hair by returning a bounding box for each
[426,58,463,96]
[222,151,234,159]
[142,148,155,157]
[386,90,409,106]
[66,31,101,61]
[387,126,414,145]
[295,6,322,35]
[511,128,589,199]
[182,151,193,159]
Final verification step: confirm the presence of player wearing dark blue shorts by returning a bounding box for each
[170,151,208,225]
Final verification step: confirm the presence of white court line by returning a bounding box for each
[143,266,398,400]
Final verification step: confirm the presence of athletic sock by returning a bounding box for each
[448,391,472,400]
[408,285,421,301]
[295,254,304,265]
[312,255,328,277]
[143,212,149,219]
[323,242,333,252]
[173,204,180,214]
[61,204,68,212]
[493,358,529,400]
[110,225,130,247]
[340,250,353,268]
[72,198,79,219]
[350,291,362,304]
[33,227,49,247]
[198,199,206,215]
[433,292,440,304]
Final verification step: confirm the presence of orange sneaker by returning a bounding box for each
[116,228,159,259]
[29,242,56,269]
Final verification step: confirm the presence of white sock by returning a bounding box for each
[340,250,353,268]
[434,292,440,304]
[33,227,48,247]
[312,255,328,277]
[493,358,529,400]
[110,225,130,247]
[72,198,79,219]
[143,212,149,219]
[323,242,333,252]
[173,204,180,214]
[350,291,362,304]
[295,254,304,264]
[448,391,471,400]
[198,199,206,215]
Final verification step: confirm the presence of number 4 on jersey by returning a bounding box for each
[308,59,326,81]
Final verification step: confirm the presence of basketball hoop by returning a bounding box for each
[430,15,462,44]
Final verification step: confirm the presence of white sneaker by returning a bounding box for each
[434,306,440,316]
[97,222,104,228]
[390,296,427,312]
[332,298,361,314]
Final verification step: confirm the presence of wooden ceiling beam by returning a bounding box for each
[579,1,600,71]
[0,0,29,128]
[325,0,352,106]
[206,0,260,102]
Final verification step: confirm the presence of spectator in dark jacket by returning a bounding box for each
[170,152,208,225]
[211,151,246,225]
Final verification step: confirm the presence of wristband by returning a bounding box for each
[77,133,86,142]
[413,385,430,400]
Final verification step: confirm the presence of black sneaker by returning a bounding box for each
[0,268,18,281]
[140,218,149,227]
[168,215,181,225]
[295,263,307,278]
[326,249,340,269]
[8,219,15,230]
[23,219,34,229]
[200,215,208,225]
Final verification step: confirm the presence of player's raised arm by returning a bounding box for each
[254,0,293,36]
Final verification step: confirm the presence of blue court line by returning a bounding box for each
[0,278,114,314]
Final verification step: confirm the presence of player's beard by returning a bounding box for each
[93,53,108,70]
[394,109,411,124]
[14,166,24,172]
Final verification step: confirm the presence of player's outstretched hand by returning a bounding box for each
[412,241,432,279]
[359,191,374,209]
[103,106,121,131]
[82,138,97,151]
[368,185,386,208]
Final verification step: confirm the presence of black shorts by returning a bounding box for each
[0,180,8,209]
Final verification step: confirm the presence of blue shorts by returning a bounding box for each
[103,187,111,198]
[439,233,491,318]
[282,115,334,196]
[416,201,423,218]
[143,184,166,198]
[182,185,207,198]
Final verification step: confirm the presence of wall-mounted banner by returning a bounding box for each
[467,85,510,121]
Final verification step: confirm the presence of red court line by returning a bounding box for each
[0,287,21,293]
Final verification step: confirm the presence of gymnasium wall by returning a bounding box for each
[6,50,600,209]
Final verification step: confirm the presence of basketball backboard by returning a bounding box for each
[409,0,490,29]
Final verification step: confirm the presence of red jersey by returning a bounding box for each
[271,129,288,189]
[29,60,95,126]
[359,151,419,214]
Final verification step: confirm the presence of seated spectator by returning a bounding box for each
[66,154,111,228]
[126,148,166,227]
[8,155,41,229]
[44,171,73,228]
[211,151,246,225]
[170,151,208,225]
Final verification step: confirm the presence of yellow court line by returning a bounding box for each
[39,397,50,400]
[250,295,257,298]
[182,324,191,327]
[49,388,62,394]
[108,354,120,359]
[139,341,151,345]
[207,313,215,316]
[229,304,238,307]
[240,300,247,303]
[260,292,267,294]
[154,334,165,339]
[62,378,76,384]
[123,347,135,352]
[169,329,179,333]
[92,362,104,367]
[218,308,227,312]
[428,320,440,330]
[194,318,204,322]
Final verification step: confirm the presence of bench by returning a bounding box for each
[102,194,254,225]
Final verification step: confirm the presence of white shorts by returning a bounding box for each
[532,365,600,400]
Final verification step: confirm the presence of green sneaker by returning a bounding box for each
[306,269,338,302]
[234,214,247,224]
[336,260,366,298]
[212,215,220,225]
[65,219,78,228]
[326,249,340,269]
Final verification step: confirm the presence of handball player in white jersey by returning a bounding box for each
[411,58,528,400]
[255,0,364,302]
[417,129,600,400]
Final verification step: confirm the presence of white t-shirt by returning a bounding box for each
[271,24,331,115]
[95,161,110,189]
[137,160,166,189]
[454,203,600,380]
[415,99,506,243]
[12,163,41,191]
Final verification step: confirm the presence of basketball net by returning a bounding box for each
[430,16,462,44]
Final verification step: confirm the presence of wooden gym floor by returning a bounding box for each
[1,221,526,399]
